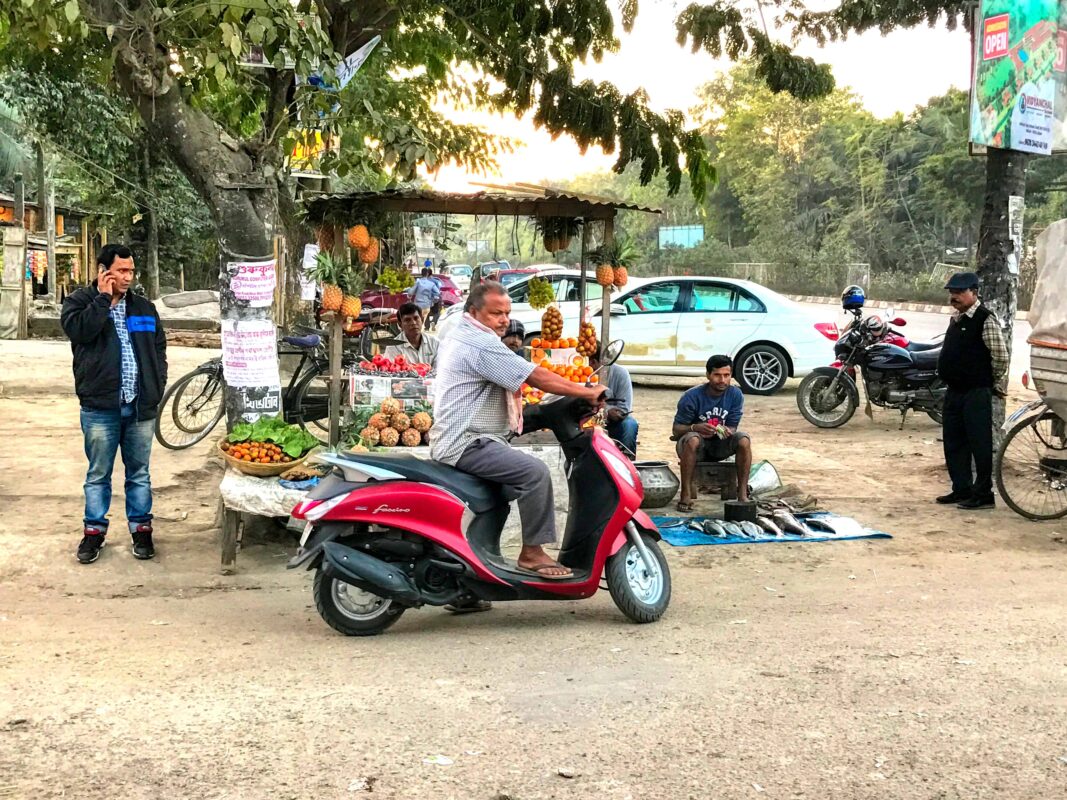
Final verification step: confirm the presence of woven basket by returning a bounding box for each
[218,438,310,477]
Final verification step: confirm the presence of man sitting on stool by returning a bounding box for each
[589,346,639,458]
[672,354,752,512]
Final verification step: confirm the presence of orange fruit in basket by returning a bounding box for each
[531,338,542,347]
[573,356,584,368]
[540,359,550,368]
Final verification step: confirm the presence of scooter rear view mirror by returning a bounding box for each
[601,339,625,367]
[891,318,907,327]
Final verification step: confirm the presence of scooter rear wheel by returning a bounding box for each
[313,568,406,636]
[606,533,671,623]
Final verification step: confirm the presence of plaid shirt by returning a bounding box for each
[109,297,139,403]
[429,316,535,465]
[956,300,1010,392]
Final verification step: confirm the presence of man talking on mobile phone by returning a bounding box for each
[61,245,168,564]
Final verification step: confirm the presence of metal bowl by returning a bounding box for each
[634,461,680,509]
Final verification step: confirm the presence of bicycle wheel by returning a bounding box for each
[155,364,226,450]
[995,410,1067,520]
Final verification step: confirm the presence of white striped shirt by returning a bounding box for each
[429,316,535,465]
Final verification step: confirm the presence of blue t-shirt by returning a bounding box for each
[674,384,744,430]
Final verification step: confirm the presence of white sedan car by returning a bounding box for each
[437,274,836,394]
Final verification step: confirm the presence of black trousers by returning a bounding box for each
[942,387,994,498]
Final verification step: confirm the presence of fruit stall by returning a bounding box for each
[302,186,660,448]
[212,188,660,572]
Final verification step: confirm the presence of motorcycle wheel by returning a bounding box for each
[797,372,857,428]
[313,568,406,636]
[926,408,944,425]
[606,532,671,623]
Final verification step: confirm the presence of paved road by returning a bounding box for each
[797,302,1033,382]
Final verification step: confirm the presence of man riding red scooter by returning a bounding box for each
[288,282,671,636]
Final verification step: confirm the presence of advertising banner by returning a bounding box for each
[227,259,276,308]
[970,0,1059,155]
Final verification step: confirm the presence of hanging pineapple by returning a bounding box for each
[309,251,343,312]
[316,225,336,253]
[347,224,371,250]
[338,263,365,320]
[593,236,635,290]
[358,236,380,265]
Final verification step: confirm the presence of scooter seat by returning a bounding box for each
[906,340,941,352]
[337,452,505,513]
[911,348,941,369]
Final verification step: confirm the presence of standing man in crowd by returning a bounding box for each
[672,355,752,511]
[385,302,439,368]
[61,244,167,563]
[935,272,1009,510]
[590,346,639,458]
[408,266,440,322]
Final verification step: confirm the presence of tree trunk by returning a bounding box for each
[139,140,160,299]
[975,146,1029,444]
[113,48,283,427]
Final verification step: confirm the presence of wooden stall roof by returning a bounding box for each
[304,185,662,225]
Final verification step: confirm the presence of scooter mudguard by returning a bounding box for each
[608,509,661,556]
[286,522,347,571]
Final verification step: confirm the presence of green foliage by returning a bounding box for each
[228,415,319,457]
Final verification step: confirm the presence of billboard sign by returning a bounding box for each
[969,0,1059,156]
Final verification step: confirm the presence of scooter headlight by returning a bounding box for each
[603,450,636,488]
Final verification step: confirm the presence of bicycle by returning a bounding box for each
[156,316,399,450]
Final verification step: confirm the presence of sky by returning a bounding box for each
[428,1,971,191]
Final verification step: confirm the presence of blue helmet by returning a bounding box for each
[841,284,866,310]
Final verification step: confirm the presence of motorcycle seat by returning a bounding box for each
[336,452,505,512]
[911,348,941,369]
[906,340,941,352]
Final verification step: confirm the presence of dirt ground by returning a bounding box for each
[1,339,1065,800]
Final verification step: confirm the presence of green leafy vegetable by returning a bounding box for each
[226,415,319,457]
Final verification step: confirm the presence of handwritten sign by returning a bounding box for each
[221,319,281,388]
[228,259,276,307]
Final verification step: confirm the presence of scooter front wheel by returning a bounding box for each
[313,568,406,636]
[606,533,671,623]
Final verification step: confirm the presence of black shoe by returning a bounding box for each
[957,496,995,510]
[131,525,155,560]
[77,530,106,564]
[936,491,971,505]
[444,599,493,614]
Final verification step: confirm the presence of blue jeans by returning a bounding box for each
[80,403,154,532]
[607,414,639,459]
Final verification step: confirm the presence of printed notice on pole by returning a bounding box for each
[221,319,281,387]
[227,259,277,307]
[1007,195,1025,275]
[300,244,319,301]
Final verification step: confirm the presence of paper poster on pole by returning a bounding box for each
[227,259,276,307]
[1007,195,1025,275]
[301,244,319,301]
[222,319,281,387]
[969,0,1059,156]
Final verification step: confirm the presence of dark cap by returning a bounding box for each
[504,319,525,339]
[944,271,980,291]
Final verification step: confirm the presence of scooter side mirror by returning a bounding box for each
[600,339,625,367]
[891,317,907,326]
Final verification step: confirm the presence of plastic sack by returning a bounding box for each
[748,460,782,495]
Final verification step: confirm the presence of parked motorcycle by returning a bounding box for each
[797,310,946,429]
[287,340,672,636]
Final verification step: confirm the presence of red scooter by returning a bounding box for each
[287,342,671,636]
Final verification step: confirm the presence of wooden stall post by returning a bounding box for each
[578,219,590,328]
[328,223,345,447]
[599,215,614,350]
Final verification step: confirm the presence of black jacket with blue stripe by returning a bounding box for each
[61,282,168,420]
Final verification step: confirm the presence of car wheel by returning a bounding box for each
[735,345,789,395]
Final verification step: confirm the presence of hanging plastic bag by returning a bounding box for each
[748,460,782,495]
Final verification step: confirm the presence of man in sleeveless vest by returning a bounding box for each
[935,272,1009,510]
